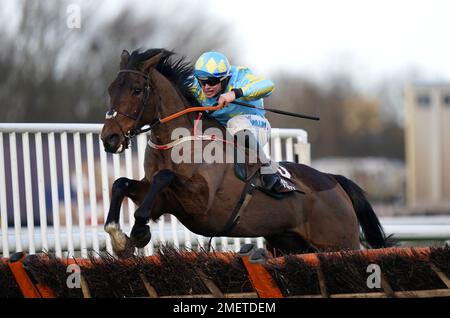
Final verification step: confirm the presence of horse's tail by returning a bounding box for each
[331,174,393,248]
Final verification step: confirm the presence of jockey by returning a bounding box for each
[191,51,290,193]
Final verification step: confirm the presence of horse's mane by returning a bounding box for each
[128,48,200,106]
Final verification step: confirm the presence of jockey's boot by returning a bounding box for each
[260,161,294,193]
[234,130,292,193]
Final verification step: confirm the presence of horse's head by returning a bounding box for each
[101,49,164,153]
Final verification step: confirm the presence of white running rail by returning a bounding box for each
[0,123,311,257]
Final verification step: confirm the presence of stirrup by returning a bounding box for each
[272,178,296,193]
[261,173,295,193]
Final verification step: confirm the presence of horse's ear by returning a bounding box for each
[142,51,164,72]
[120,50,130,69]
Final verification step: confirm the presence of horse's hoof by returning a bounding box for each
[130,224,151,248]
[105,222,132,254]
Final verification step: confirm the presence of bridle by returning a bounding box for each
[105,69,160,148]
[104,69,227,152]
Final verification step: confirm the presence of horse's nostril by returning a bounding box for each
[104,134,120,152]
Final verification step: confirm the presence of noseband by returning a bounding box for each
[105,69,159,148]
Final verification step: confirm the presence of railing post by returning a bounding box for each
[74,132,87,258]
[98,134,113,254]
[295,136,311,165]
[0,132,9,257]
[10,132,22,252]
[48,132,62,257]
[35,132,48,252]
[86,133,99,254]
[22,132,35,254]
[60,132,74,256]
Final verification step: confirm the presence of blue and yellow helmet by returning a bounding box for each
[194,51,231,79]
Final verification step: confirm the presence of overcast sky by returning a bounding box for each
[4,0,449,86]
[207,0,450,85]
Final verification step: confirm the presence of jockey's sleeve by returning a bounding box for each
[190,77,206,102]
[238,69,275,101]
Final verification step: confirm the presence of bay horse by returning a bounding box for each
[100,48,390,256]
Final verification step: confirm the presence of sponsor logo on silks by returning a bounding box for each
[250,119,267,128]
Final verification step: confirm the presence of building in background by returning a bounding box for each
[404,83,450,211]
[312,157,405,204]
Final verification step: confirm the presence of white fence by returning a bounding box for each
[0,123,311,258]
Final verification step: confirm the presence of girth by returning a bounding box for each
[214,173,258,237]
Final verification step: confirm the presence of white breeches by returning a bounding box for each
[226,114,271,146]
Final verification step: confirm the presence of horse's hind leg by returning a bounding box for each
[104,177,149,255]
[265,232,319,257]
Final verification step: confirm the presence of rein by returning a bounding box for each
[107,68,318,151]
[106,68,225,148]
[147,131,235,150]
[147,112,235,150]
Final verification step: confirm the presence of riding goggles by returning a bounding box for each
[197,76,228,87]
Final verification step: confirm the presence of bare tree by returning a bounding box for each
[266,71,404,159]
[0,0,235,123]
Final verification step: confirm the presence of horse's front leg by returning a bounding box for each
[104,177,149,255]
[130,170,175,248]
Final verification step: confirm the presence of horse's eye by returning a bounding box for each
[133,88,142,96]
